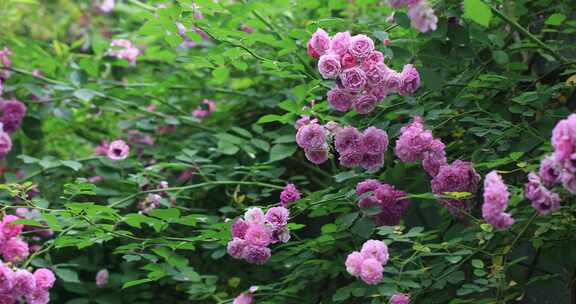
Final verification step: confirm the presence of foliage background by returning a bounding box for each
[1,0,575,303]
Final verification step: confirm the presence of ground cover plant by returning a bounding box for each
[0,0,576,303]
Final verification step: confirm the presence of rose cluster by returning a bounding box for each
[394,116,446,176]
[387,0,438,33]
[227,206,290,265]
[14,209,54,252]
[431,160,481,216]
[295,121,389,172]
[345,240,389,285]
[0,124,11,159]
[137,181,171,214]
[0,98,27,159]
[524,172,561,215]
[481,171,514,230]
[279,183,301,206]
[307,29,420,115]
[107,39,140,66]
[0,98,26,134]
[0,47,13,96]
[192,99,217,119]
[0,215,29,263]
[395,116,481,216]
[0,262,56,304]
[335,126,389,171]
[521,113,576,214]
[356,179,411,226]
[137,193,162,214]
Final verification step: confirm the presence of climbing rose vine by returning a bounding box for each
[0,0,574,303]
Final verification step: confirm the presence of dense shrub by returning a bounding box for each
[0,0,575,303]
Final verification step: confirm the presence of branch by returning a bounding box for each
[489,4,570,65]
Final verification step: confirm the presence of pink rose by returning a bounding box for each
[360,240,389,264]
[308,28,331,58]
[307,40,320,58]
[341,53,357,69]
[367,85,389,101]
[349,34,374,59]
[353,94,378,115]
[366,63,391,86]
[360,258,383,285]
[327,88,353,112]
[33,268,55,290]
[345,251,365,276]
[244,223,272,247]
[398,64,420,96]
[106,139,130,161]
[233,292,253,304]
[330,31,351,55]
[1,215,24,239]
[305,147,329,164]
[227,238,247,259]
[318,54,341,79]
[384,71,402,92]
[408,2,438,33]
[340,67,367,92]
[1,238,29,262]
[363,51,385,69]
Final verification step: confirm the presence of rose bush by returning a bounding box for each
[0,0,575,303]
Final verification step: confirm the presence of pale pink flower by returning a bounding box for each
[407,1,438,33]
[96,269,109,287]
[345,251,365,277]
[106,139,130,161]
[360,258,383,285]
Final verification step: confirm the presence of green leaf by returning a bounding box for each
[545,13,566,26]
[55,268,81,283]
[287,223,306,230]
[257,114,287,124]
[122,278,155,289]
[250,138,270,152]
[217,140,239,155]
[492,50,509,65]
[10,0,39,4]
[177,215,198,227]
[73,89,99,102]
[212,66,229,83]
[446,255,463,264]
[333,171,357,183]
[149,208,181,221]
[124,214,149,228]
[61,160,83,171]
[471,259,485,268]
[336,212,359,229]
[321,223,338,234]
[351,217,374,239]
[269,144,296,162]
[463,0,492,27]
[11,219,45,227]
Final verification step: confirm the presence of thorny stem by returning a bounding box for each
[489,4,570,65]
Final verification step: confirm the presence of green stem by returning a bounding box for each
[126,0,155,11]
[109,180,283,207]
[489,4,569,65]
[18,156,100,182]
[507,211,538,254]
